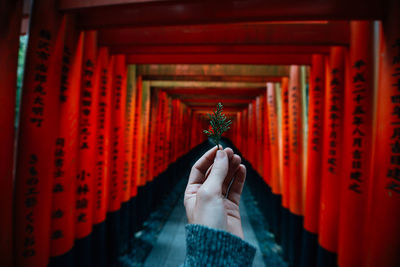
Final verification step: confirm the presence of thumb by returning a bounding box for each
[202,150,229,192]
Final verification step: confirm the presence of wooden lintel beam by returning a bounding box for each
[60,0,384,27]
[183,99,252,104]
[126,54,312,65]
[110,45,331,55]
[143,75,283,83]
[99,22,349,46]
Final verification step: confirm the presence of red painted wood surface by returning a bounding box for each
[94,47,111,224]
[108,55,127,211]
[14,0,64,263]
[62,0,383,28]
[288,65,304,216]
[366,1,400,265]
[100,23,349,47]
[338,21,376,267]
[111,44,330,55]
[281,77,291,208]
[304,54,325,234]
[50,17,81,257]
[318,46,346,253]
[267,83,281,194]
[0,0,22,264]
[126,54,312,65]
[125,65,137,199]
[76,30,98,238]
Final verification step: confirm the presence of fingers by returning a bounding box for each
[188,146,218,185]
[226,164,246,205]
[222,154,241,195]
[204,147,234,179]
[202,150,229,192]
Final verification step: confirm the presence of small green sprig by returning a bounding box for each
[203,102,232,149]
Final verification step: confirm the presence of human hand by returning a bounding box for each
[184,146,247,239]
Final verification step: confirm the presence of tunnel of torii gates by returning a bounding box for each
[0,0,400,266]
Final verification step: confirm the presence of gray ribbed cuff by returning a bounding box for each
[183,224,256,267]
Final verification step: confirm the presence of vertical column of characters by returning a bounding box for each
[256,96,264,175]
[132,75,142,195]
[304,55,326,235]
[125,65,137,199]
[14,0,64,264]
[288,66,304,216]
[134,76,144,187]
[155,91,166,176]
[267,83,281,195]
[236,112,242,151]
[366,1,400,266]
[252,100,258,165]
[164,97,172,169]
[141,81,151,183]
[0,0,22,264]
[263,89,271,185]
[318,46,346,261]
[190,110,196,149]
[156,91,167,174]
[281,78,291,210]
[50,18,82,257]
[242,109,248,158]
[93,47,110,224]
[248,102,254,163]
[338,21,376,267]
[108,55,126,212]
[118,56,130,203]
[76,31,98,238]
[147,88,159,181]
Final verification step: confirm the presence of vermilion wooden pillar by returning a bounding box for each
[134,76,144,187]
[75,30,98,267]
[318,46,346,267]
[338,21,376,267]
[267,82,283,241]
[125,65,137,197]
[131,75,142,198]
[93,47,110,226]
[50,17,81,260]
[301,54,326,267]
[92,47,111,267]
[14,0,64,264]
[267,83,281,195]
[288,65,304,266]
[366,1,400,266]
[108,55,126,212]
[75,30,98,240]
[256,96,263,174]
[141,81,151,183]
[0,0,22,265]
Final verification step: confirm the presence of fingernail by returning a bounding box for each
[216,150,225,160]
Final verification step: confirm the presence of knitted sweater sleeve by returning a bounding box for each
[183,224,256,267]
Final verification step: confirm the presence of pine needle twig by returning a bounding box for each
[203,102,232,149]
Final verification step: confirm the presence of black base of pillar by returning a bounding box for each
[288,212,303,267]
[300,229,318,267]
[317,245,338,267]
[49,247,74,267]
[120,200,131,255]
[281,207,290,261]
[74,233,92,267]
[270,193,282,244]
[92,221,107,267]
[106,209,120,266]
